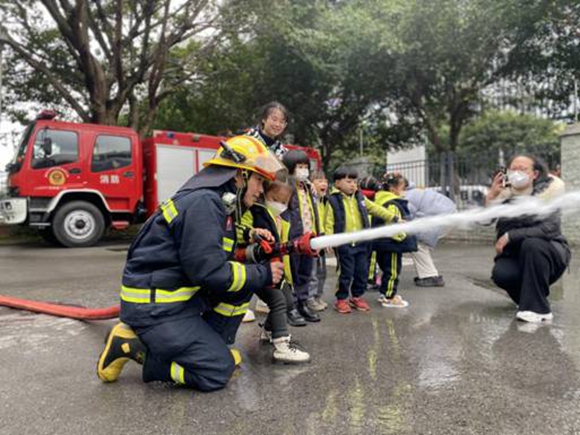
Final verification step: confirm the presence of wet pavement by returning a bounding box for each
[1,241,579,435]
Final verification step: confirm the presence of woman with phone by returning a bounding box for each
[486,154,570,324]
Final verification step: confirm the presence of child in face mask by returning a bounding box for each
[238,178,311,364]
[282,150,322,323]
[306,170,330,312]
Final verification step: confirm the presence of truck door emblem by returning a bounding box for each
[47,169,67,186]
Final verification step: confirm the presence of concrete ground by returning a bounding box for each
[0,241,579,435]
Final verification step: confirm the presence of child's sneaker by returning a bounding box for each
[272,336,310,364]
[379,294,409,308]
[306,297,326,312]
[334,299,352,314]
[316,297,328,310]
[349,297,371,312]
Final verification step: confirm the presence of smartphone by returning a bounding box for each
[499,167,510,188]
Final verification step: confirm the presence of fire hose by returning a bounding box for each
[3,191,580,321]
[0,295,120,320]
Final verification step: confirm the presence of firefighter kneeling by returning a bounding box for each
[97,136,285,391]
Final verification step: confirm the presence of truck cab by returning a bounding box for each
[1,111,142,247]
[0,113,324,248]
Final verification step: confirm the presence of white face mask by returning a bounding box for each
[294,168,310,182]
[266,200,288,216]
[507,170,531,189]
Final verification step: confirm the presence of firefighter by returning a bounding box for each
[97,136,285,392]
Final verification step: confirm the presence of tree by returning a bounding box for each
[153,0,569,172]
[0,0,249,133]
[459,110,563,169]
[155,0,401,170]
[356,0,561,153]
[501,2,580,121]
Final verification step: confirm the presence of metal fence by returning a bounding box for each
[379,148,560,210]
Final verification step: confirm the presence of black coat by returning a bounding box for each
[495,176,570,262]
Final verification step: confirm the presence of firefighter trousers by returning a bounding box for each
[134,289,253,392]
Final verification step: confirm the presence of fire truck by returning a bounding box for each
[0,111,321,247]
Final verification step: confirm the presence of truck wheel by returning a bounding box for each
[52,201,105,248]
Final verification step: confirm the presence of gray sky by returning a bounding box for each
[0,120,20,167]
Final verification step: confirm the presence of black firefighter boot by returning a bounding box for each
[97,322,146,382]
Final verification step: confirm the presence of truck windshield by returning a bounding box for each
[7,123,35,173]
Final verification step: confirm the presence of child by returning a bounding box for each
[246,101,289,158]
[358,176,382,291]
[306,169,329,312]
[404,180,455,287]
[325,167,399,314]
[282,150,321,323]
[238,177,311,363]
[372,173,418,308]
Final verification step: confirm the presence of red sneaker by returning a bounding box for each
[334,299,352,314]
[349,297,371,312]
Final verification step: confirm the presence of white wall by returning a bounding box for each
[386,144,427,187]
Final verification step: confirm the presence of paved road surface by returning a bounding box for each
[0,241,579,435]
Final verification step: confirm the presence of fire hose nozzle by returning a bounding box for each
[234,232,318,263]
[292,232,318,257]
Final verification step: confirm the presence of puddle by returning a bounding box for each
[0,311,86,351]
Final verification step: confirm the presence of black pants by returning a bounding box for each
[292,254,314,303]
[376,250,402,299]
[335,244,369,300]
[255,285,289,339]
[491,238,569,314]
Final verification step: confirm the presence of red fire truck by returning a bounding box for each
[0,111,321,247]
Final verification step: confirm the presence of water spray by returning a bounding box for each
[2,190,578,321]
[309,191,580,251]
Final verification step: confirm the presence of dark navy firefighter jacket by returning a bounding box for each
[120,166,272,329]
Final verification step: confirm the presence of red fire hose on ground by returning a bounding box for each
[0,295,119,320]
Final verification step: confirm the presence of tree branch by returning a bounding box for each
[0,30,90,121]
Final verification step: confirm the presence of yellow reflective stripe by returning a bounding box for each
[239,212,254,243]
[368,251,377,281]
[120,286,200,304]
[170,362,186,385]
[213,302,250,317]
[156,287,200,303]
[386,253,397,298]
[161,199,179,224]
[222,237,234,252]
[226,262,246,292]
[120,286,152,303]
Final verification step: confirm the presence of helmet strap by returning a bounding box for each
[235,169,250,221]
